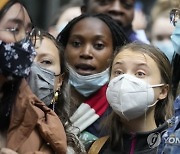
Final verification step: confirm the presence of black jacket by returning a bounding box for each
[99,122,168,154]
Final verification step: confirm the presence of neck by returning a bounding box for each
[123,107,157,133]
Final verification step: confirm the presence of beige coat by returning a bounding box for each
[6,79,67,154]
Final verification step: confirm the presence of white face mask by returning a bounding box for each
[67,64,109,97]
[106,74,164,121]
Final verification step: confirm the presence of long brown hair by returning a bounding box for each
[107,42,173,150]
[32,29,84,153]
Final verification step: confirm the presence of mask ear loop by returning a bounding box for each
[148,99,159,108]
[145,83,164,130]
[148,83,165,108]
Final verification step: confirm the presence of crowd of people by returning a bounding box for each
[0,0,179,154]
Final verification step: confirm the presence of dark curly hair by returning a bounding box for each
[57,13,129,51]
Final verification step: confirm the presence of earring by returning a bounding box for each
[51,90,60,111]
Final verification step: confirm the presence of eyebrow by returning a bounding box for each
[7,18,24,25]
[7,18,33,31]
[114,61,150,69]
[36,52,57,59]
[114,61,123,65]
[70,34,107,39]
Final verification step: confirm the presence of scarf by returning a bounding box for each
[70,84,109,134]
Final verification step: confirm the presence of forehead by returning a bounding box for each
[70,17,112,37]
[87,0,135,5]
[36,37,59,57]
[152,17,175,36]
[0,3,30,23]
[113,49,158,69]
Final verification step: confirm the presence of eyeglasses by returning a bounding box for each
[0,26,33,42]
[0,27,21,42]
[28,27,42,49]
[170,8,180,26]
[0,27,17,33]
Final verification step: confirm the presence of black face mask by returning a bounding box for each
[0,37,36,78]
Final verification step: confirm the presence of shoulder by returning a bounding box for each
[88,136,109,154]
[158,98,180,154]
[174,95,180,117]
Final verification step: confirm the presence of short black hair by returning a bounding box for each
[57,13,129,52]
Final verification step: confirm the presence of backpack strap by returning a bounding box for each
[88,136,109,154]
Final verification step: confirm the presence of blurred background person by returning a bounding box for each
[149,0,176,62]
[132,1,147,31]
[147,0,179,96]
[81,0,149,43]
[132,1,149,43]
[48,0,82,37]
[18,0,157,31]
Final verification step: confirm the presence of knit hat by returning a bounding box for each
[0,0,9,10]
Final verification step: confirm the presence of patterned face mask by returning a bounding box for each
[0,37,36,77]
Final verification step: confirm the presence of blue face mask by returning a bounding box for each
[67,64,109,97]
[153,40,175,62]
[171,20,180,55]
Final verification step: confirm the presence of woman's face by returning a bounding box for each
[65,17,113,75]
[151,17,175,42]
[111,49,166,100]
[0,3,32,43]
[34,37,62,92]
[84,0,135,28]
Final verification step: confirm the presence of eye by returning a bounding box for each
[94,42,105,50]
[121,0,134,9]
[71,40,81,48]
[135,71,146,78]
[40,59,52,65]
[7,27,20,34]
[113,69,124,77]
